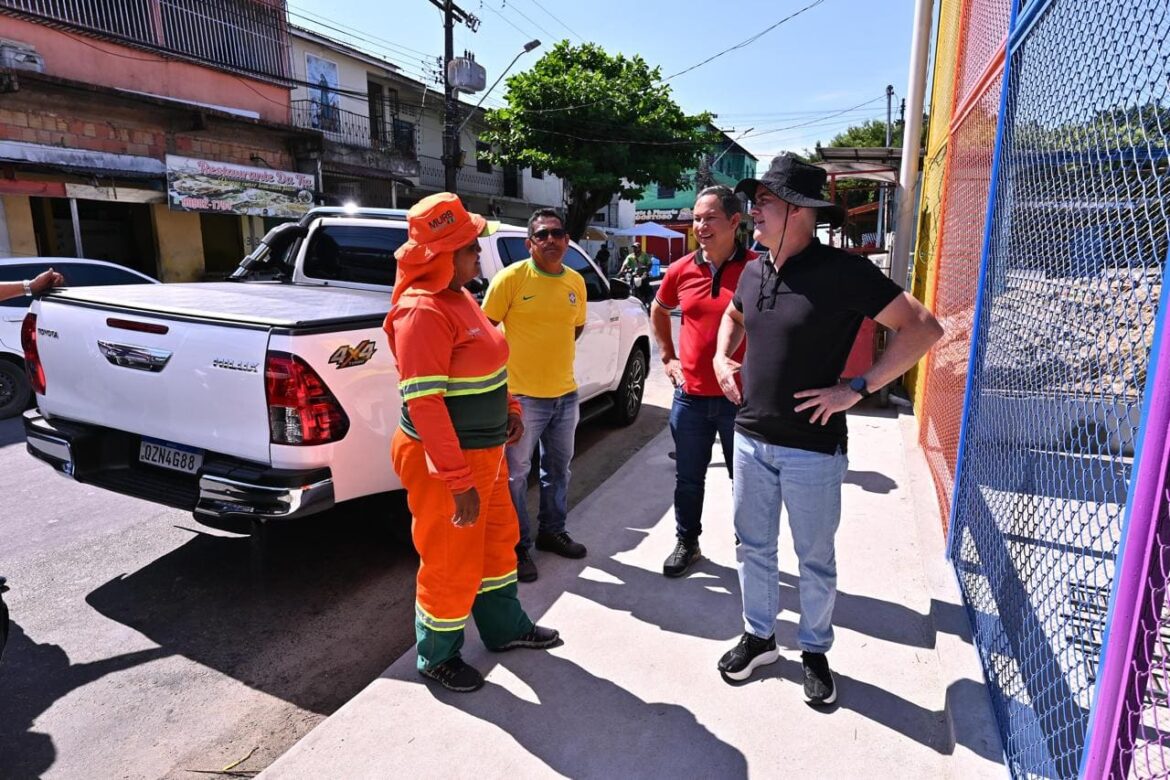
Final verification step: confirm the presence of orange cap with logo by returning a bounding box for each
[392,192,497,304]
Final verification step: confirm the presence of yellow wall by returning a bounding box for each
[2,196,37,256]
[151,205,205,282]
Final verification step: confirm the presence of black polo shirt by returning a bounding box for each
[731,238,902,454]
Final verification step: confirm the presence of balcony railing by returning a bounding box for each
[291,99,419,158]
[416,155,524,199]
[0,0,289,82]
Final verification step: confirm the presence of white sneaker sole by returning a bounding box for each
[805,670,837,705]
[720,647,780,681]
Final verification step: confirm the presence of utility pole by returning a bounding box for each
[891,0,933,291]
[877,84,895,250]
[428,0,480,193]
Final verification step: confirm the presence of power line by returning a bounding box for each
[739,95,887,140]
[523,0,585,43]
[286,5,437,60]
[664,0,825,81]
[523,126,725,147]
[480,2,538,41]
[518,0,830,116]
[496,0,559,43]
[286,19,443,85]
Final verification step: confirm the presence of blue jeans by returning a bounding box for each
[732,431,848,653]
[669,389,737,542]
[506,392,580,549]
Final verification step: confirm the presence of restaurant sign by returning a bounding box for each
[166,155,316,218]
[635,208,693,223]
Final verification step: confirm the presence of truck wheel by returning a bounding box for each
[608,347,647,427]
[0,361,31,420]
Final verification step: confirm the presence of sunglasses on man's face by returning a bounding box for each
[531,228,567,241]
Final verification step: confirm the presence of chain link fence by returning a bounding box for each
[917,0,1170,775]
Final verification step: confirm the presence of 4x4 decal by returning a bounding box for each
[329,339,377,369]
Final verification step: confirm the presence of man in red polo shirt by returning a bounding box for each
[651,185,758,577]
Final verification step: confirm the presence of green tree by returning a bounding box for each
[480,41,713,240]
[822,118,899,149]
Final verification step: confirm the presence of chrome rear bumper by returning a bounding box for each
[24,410,335,522]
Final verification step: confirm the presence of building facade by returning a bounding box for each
[288,27,566,223]
[0,0,324,281]
[634,127,757,262]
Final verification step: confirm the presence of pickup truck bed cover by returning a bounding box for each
[47,283,390,328]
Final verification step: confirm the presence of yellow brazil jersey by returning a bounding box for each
[482,258,588,398]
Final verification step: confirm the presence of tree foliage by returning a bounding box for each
[480,41,713,240]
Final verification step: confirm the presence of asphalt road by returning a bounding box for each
[0,322,675,779]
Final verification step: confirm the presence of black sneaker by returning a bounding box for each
[662,538,701,578]
[516,545,538,582]
[801,651,837,705]
[490,625,560,651]
[535,531,587,559]
[718,633,779,681]
[419,656,484,693]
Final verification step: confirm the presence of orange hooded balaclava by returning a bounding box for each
[392,192,493,305]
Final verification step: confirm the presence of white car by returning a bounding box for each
[22,208,650,532]
[0,258,157,419]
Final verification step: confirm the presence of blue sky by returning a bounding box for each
[286,0,918,172]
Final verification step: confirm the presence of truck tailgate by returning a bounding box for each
[34,298,273,464]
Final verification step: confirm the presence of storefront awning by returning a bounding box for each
[0,140,166,178]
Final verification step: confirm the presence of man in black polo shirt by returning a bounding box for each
[713,154,942,705]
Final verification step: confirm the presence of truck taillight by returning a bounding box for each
[264,351,349,445]
[20,313,46,395]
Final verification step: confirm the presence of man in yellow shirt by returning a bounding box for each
[483,208,588,582]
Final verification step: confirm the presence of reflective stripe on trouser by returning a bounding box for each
[392,428,534,670]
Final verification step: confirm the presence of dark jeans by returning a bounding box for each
[669,388,737,543]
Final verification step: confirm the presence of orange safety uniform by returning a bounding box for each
[386,194,533,670]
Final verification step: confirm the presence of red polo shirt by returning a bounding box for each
[655,243,757,397]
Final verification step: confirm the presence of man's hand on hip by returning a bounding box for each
[793,382,863,425]
[663,358,685,389]
[714,356,742,405]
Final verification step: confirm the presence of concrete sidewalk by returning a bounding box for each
[261,408,1005,779]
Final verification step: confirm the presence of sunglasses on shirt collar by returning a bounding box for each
[531,228,568,241]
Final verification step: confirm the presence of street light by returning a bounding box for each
[456,39,541,137]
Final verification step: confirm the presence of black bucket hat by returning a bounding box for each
[735,153,846,228]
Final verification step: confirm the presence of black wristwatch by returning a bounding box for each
[848,376,872,399]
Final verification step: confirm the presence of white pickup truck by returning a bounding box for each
[22,207,650,532]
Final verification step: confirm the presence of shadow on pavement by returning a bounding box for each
[732,652,1001,762]
[844,469,899,493]
[0,416,24,448]
[778,572,971,650]
[0,620,170,779]
[571,554,744,642]
[435,651,749,778]
[83,501,419,716]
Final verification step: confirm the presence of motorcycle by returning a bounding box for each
[619,267,654,310]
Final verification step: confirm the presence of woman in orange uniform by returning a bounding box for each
[387,192,559,692]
